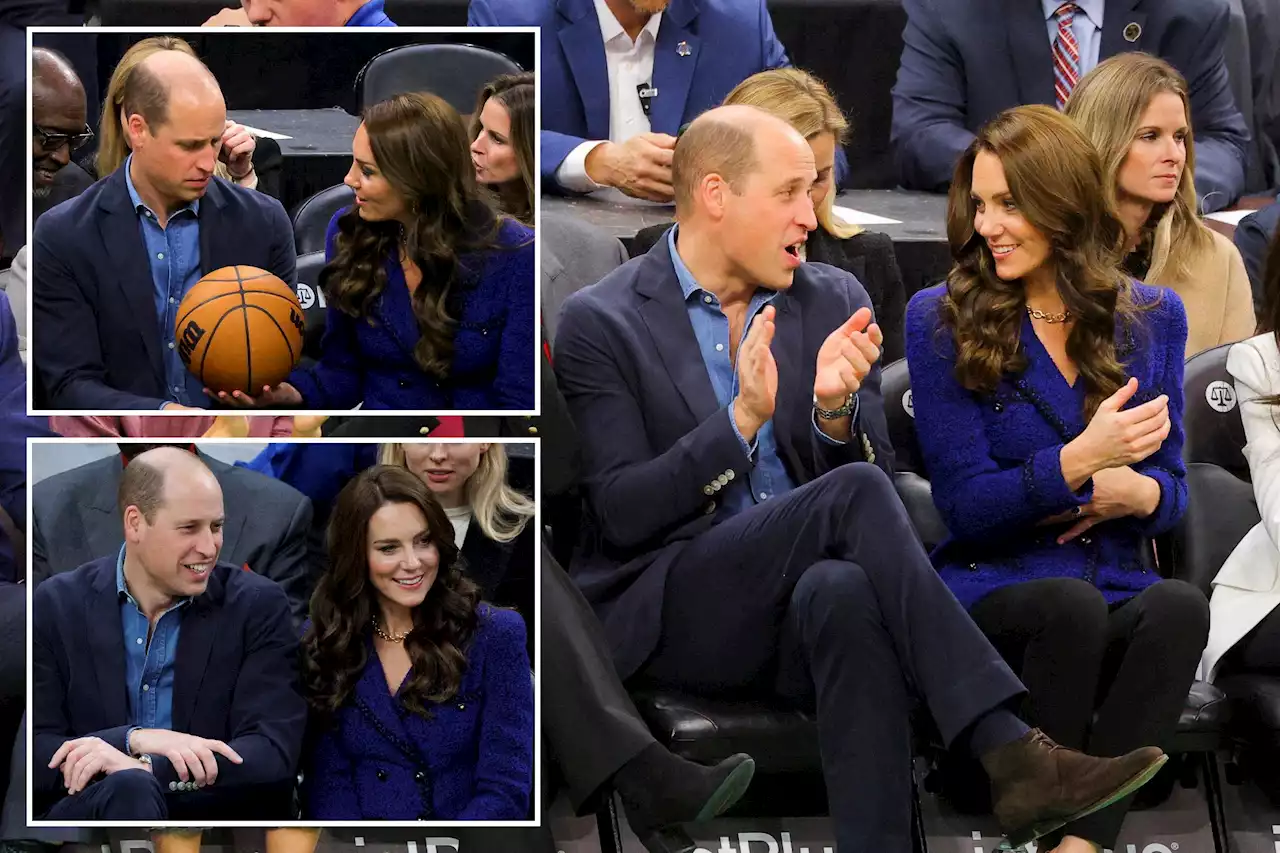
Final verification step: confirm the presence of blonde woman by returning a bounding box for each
[632,68,909,362]
[99,36,258,191]
[1065,52,1255,357]
[379,442,535,639]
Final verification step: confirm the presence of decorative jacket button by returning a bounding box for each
[703,485,713,496]
[726,469,735,480]
[1080,536,1091,545]
[994,402,1004,412]
[169,781,178,791]
[376,769,388,781]
[414,771,426,782]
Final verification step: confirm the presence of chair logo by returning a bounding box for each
[903,390,914,418]
[1205,381,1236,413]
[296,282,316,309]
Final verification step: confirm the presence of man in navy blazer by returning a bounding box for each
[31,447,306,820]
[466,0,852,199]
[31,49,295,411]
[891,0,1251,212]
[554,105,1170,850]
[1236,196,1280,307]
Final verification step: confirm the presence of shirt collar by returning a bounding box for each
[345,0,391,26]
[667,224,702,301]
[123,153,199,221]
[1043,0,1103,28]
[116,543,194,610]
[593,0,662,46]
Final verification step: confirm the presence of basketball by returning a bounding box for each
[174,266,305,395]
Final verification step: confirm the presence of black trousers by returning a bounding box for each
[543,550,653,812]
[1220,603,1280,675]
[641,463,1026,852]
[42,769,167,821]
[968,577,1208,847]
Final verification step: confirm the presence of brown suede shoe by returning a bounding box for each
[980,728,1167,848]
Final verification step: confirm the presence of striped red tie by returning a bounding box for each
[1053,3,1080,110]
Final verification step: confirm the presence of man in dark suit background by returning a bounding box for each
[1236,196,1280,305]
[31,49,96,228]
[891,0,1251,212]
[555,105,1168,850]
[31,443,315,625]
[32,48,295,410]
[466,0,847,200]
[31,448,305,820]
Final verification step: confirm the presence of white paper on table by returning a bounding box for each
[236,124,293,141]
[832,205,902,226]
[1204,209,1256,227]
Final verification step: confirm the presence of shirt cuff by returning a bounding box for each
[555,141,609,194]
[812,394,858,445]
[728,406,759,460]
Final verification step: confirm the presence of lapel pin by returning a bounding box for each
[677,40,691,57]
[1123,22,1141,42]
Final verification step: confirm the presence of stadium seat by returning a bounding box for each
[294,251,328,363]
[1172,343,1280,806]
[291,184,355,257]
[355,43,522,116]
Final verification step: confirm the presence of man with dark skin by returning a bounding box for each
[31,49,94,223]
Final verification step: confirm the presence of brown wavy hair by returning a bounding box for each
[302,465,481,719]
[940,105,1137,420]
[322,92,504,381]
[470,72,535,226]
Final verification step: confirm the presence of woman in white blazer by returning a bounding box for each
[1202,228,1280,682]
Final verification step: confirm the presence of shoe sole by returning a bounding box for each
[997,753,1169,850]
[695,756,757,822]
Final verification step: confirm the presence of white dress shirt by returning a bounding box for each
[555,0,664,192]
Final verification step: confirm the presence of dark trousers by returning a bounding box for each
[543,550,653,812]
[1220,603,1280,675]
[640,463,1026,852]
[42,768,167,821]
[968,577,1208,847]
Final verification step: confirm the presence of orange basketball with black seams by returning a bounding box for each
[175,265,305,395]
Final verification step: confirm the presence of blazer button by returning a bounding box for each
[725,469,735,480]
[376,769,388,781]
[703,485,714,496]
[704,501,715,515]
[169,781,178,791]
[1080,536,1092,545]
[994,402,1004,412]
[414,770,426,782]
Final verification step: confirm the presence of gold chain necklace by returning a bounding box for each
[371,615,411,643]
[1026,304,1071,324]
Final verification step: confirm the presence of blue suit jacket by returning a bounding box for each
[31,557,307,818]
[287,210,535,410]
[553,243,895,679]
[905,283,1189,610]
[891,0,1251,213]
[466,0,853,193]
[1235,197,1280,306]
[31,170,297,410]
[303,605,533,820]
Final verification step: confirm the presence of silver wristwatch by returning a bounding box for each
[813,393,855,420]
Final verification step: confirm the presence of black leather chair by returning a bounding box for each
[294,250,328,363]
[355,43,522,116]
[291,184,355,256]
[1173,344,1280,787]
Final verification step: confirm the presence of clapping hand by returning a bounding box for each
[814,307,882,409]
[731,305,778,440]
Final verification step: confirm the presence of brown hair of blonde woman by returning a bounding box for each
[1064,51,1211,283]
[378,442,535,544]
[97,36,233,182]
[469,72,535,226]
[941,105,1139,421]
[722,67,860,239]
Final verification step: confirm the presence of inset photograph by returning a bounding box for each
[27,438,537,825]
[28,28,537,415]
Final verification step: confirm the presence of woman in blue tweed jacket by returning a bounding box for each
[300,465,533,820]
[905,106,1207,853]
[216,91,535,411]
